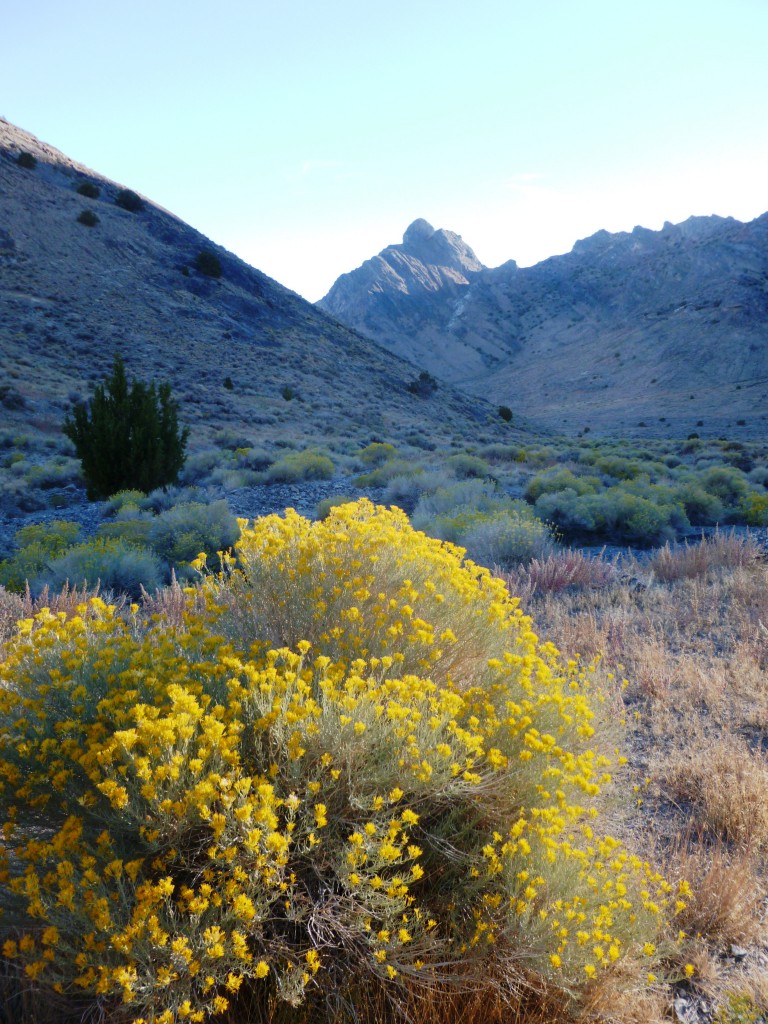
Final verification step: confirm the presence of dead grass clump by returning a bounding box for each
[0,585,23,646]
[501,548,619,602]
[648,530,762,582]
[664,738,768,850]
[665,835,765,946]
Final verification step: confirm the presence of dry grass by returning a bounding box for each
[499,547,619,602]
[664,738,768,850]
[665,835,765,946]
[0,580,116,647]
[505,540,768,1019]
[647,529,762,582]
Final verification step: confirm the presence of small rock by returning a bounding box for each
[730,944,748,960]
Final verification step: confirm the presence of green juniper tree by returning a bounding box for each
[64,355,189,499]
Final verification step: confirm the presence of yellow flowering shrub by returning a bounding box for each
[0,501,680,1022]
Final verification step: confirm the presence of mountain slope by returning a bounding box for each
[319,218,490,379]
[320,216,768,437]
[0,120,508,457]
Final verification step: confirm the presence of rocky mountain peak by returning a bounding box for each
[403,218,435,245]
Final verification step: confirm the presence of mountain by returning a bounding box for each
[0,120,510,460]
[319,216,768,437]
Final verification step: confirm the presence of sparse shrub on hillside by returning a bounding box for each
[411,479,510,525]
[24,457,82,491]
[381,469,453,514]
[315,494,354,519]
[179,449,226,485]
[354,458,423,489]
[479,443,528,464]
[446,452,491,479]
[16,151,36,169]
[104,489,147,515]
[234,446,271,471]
[411,481,554,567]
[194,249,223,278]
[0,384,26,410]
[265,449,334,483]
[498,405,513,422]
[698,466,750,509]
[76,181,100,198]
[406,369,438,397]
[358,441,397,466]
[675,481,725,525]
[63,355,189,499]
[97,509,154,550]
[76,209,99,227]
[588,454,644,481]
[114,187,145,212]
[38,537,164,598]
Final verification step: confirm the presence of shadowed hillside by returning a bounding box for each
[0,121,513,456]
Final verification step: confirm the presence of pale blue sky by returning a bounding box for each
[4,0,768,299]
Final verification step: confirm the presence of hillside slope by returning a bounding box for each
[0,120,508,456]
[319,216,768,437]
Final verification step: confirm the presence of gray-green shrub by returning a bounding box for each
[0,521,82,592]
[147,500,240,569]
[534,487,686,546]
[37,538,163,598]
[446,453,491,479]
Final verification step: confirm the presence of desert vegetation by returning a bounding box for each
[1,397,767,1023]
[0,500,718,1024]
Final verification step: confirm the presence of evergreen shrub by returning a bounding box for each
[406,371,438,397]
[115,188,145,212]
[194,250,222,278]
[77,209,99,227]
[0,501,679,1022]
[534,487,685,546]
[63,355,189,499]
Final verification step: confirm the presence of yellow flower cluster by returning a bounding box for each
[0,501,678,1021]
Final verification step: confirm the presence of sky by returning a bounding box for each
[3,0,768,301]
